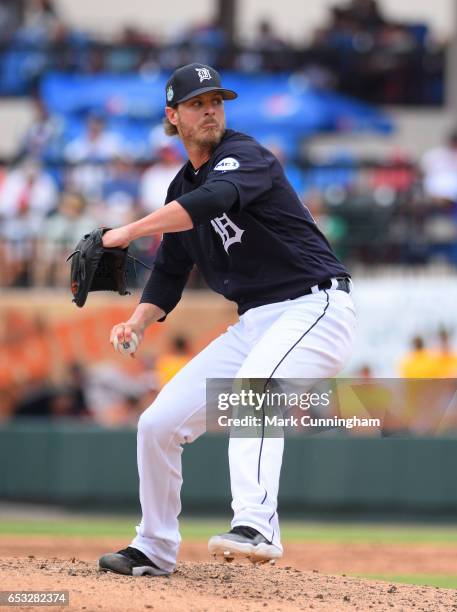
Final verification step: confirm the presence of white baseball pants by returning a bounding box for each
[131,287,356,572]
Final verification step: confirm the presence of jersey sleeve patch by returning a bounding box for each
[214,157,240,172]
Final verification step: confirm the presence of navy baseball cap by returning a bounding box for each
[165,63,237,107]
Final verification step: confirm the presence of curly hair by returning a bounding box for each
[163,116,178,136]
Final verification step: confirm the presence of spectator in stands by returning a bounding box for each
[309,0,429,104]
[48,390,81,419]
[0,157,58,286]
[15,0,74,85]
[0,0,22,42]
[97,154,140,227]
[156,335,192,388]
[317,0,386,51]
[305,189,348,259]
[238,19,291,72]
[421,129,457,204]
[0,156,57,222]
[253,20,290,70]
[64,113,121,202]
[65,113,121,163]
[316,6,359,51]
[342,0,385,30]
[64,362,90,416]
[419,130,457,262]
[186,18,226,66]
[33,191,96,286]
[107,25,157,73]
[356,364,373,378]
[13,364,90,420]
[43,362,91,419]
[157,17,225,71]
[399,335,435,378]
[369,148,415,199]
[399,329,457,433]
[140,142,184,214]
[3,0,81,95]
[429,327,457,378]
[264,141,306,200]
[84,361,153,427]
[367,23,419,104]
[17,0,63,44]
[14,380,57,417]
[17,96,63,161]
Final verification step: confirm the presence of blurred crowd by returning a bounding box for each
[399,327,457,379]
[358,327,457,380]
[344,328,457,436]
[306,0,443,105]
[0,0,452,286]
[2,110,457,287]
[0,112,186,287]
[1,332,192,427]
[0,0,444,104]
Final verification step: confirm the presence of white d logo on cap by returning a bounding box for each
[195,67,212,83]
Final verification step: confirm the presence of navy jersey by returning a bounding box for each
[141,129,349,316]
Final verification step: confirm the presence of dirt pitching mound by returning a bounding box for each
[2,555,457,612]
[3,535,457,575]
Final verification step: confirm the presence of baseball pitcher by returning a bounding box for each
[98,63,356,576]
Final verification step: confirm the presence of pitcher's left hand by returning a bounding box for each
[103,226,131,249]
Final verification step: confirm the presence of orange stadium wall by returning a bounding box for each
[0,290,238,390]
[4,273,457,390]
[4,277,457,387]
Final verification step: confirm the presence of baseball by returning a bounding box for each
[113,331,138,356]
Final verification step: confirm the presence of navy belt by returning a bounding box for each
[304,277,352,296]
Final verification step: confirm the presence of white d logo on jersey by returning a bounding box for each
[214,157,240,172]
[211,213,244,252]
[195,67,212,82]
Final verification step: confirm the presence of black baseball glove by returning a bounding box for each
[66,227,150,308]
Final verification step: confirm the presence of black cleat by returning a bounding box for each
[98,546,168,576]
[208,525,282,564]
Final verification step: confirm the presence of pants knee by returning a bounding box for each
[138,401,175,444]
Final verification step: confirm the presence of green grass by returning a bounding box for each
[0,518,222,539]
[279,523,457,544]
[2,518,457,544]
[354,574,457,589]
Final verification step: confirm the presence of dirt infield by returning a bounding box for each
[2,536,457,611]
